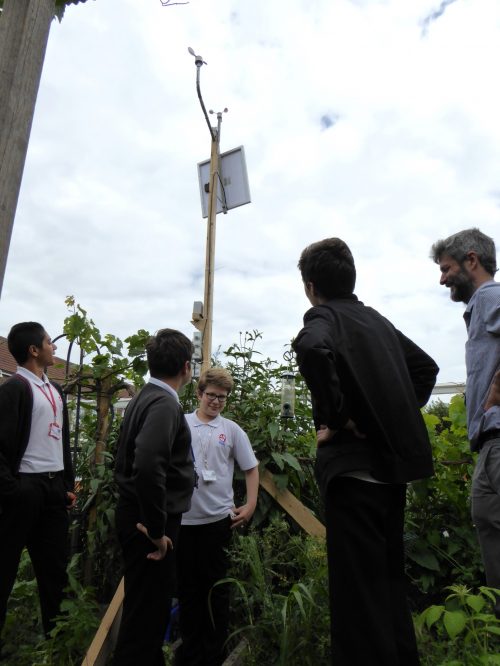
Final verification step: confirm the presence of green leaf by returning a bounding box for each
[268,422,279,440]
[484,625,500,636]
[406,546,441,571]
[465,594,485,613]
[281,452,302,472]
[271,452,285,471]
[443,610,467,639]
[424,605,444,629]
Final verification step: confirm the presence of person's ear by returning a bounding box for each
[464,251,480,272]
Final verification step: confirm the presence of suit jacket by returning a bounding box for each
[293,295,438,491]
[115,382,195,540]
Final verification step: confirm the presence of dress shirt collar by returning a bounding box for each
[16,366,50,386]
[190,410,222,428]
[148,377,179,403]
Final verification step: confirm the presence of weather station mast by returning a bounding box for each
[188,47,251,374]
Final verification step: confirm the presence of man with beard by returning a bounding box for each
[431,227,500,613]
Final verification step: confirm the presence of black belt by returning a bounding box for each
[19,471,63,479]
[478,429,500,448]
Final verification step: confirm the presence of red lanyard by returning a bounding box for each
[37,383,58,420]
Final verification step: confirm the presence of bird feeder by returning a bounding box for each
[280,372,296,419]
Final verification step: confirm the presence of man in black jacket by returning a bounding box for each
[0,322,75,646]
[292,239,438,666]
[114,328,196,666]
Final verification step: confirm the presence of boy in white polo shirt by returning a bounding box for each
[175,368,259,666]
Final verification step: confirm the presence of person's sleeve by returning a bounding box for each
[0,383,23,499]
[292,308,350,430]
[231,422,258,470]
[484,288,500,336]
[133,398,180,539]
[395,330,439,407]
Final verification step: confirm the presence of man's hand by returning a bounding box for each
[316,425,336,446]
[316,419,366,447]
[230,503,256,529]
[136,522,173,561]
[485,370,500,412]
[66,491,77,510]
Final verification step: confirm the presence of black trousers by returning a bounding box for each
[175,517,232,666]
[0,473,69,637]
[325,477,419,666]
[114,507,181,666]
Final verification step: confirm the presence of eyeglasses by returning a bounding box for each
[204,391,228,403]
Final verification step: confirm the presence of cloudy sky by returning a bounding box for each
[1,0,499,388]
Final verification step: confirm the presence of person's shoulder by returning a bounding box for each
[473,281,500,312]
[480,281,500,299]
[0,374,29,394]
[220,416,249,438]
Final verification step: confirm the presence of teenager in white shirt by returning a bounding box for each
[175,368,259,666]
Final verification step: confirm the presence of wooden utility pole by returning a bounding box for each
[201,114,223,374]
[189,48,227,373]
[0,0,55,297]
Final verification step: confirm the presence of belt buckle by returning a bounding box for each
[47,471,57,479]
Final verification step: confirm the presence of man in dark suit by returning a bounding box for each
[114,328,196,666]
[293,238,438,666]
[0,322,75,647]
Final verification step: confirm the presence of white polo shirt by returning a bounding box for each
[17,367,65,473]
[182,411,258,525]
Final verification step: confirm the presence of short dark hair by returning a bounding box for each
[146,328,193,378]
[431,228,497,276]
[298,238,356,299]
[7,322,46,365]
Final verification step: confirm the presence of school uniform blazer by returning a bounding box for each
[115,382,195,540]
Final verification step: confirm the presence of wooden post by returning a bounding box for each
[201,128,220,373]
[0,0,55,297]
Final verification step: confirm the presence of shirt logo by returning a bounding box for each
[218,434,227,445]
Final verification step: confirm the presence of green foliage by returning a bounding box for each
[1,550,43,660]
[64,296,150,392]
[74,405,122,599]
[221,518,330,665]
[416,585,500,664]
[54,0,91,22]
[405,395,483,603]
[219,331,320,521]
[2,554,100,665]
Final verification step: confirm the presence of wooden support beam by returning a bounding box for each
[222,638,249,666]
[259,468,326,539]
[81,577,124,666]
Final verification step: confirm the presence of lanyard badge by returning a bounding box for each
[37,384,62,441]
